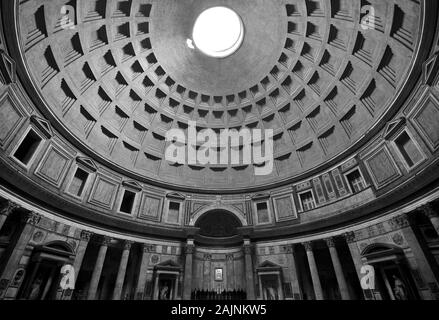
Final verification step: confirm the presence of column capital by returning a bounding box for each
[302,241,314,252]
[185,244,195,255]
[226,253,234,261]
[243,244,253,255]
[324,237,336,248]
[123,240,134,251]
[343,232,356,244]
[203,253,212,261]
[80,230,93,242]
[282,244,295,254]
[420,203,438,219]
[21,211,41,225]
[389,214,411,230]
[0,200,19,216]
[101,236,112,246]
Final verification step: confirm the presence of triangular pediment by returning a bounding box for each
[76,156,98,172]
[257,260,282,272]
[30,115,53,139]
[258,260,280,268]
[122,180,142,191]
[0,51,16,84]
[166,192,185,200]
[383,117,406,140]
[423,52,439,85]
[252,193,270,200]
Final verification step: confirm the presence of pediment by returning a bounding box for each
[30,115,53,139]
[383,117,406,140]
[76,156,98,172]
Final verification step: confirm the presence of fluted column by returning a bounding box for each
[421,204,439,236]
[0,212,41,300]
[87,236,111,300]
[303,242,323,300]
[183,239,195,300]
[112,241,133,300]
[243,239,255,300]
[0,201,19,232]
[286,244,302,299]
[325,238,351,300]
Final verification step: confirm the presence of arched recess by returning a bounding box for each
[190,204,248,227]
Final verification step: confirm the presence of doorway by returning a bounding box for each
[18,242,74,300]
[362,244,419,300]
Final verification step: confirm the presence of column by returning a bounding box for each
[302,242,323,300]
[0,201,19,232]
[112,241,133,300]
[343,232,367,300]
[243,239,255,300]
[421,204,439,236]
[135,244,155,300]
[286,244,302,299]
[0,212,41,300]
[325,238,351,300]
[226,254,234,290]
[87,236,111,300]
[183,239,195,300]
[62,230,93,300]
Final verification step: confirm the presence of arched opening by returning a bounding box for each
[195,210,243,238]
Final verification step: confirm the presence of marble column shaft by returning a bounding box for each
[112,241,132,300]
[87,236,111,300]
[325,238,351,300]
[286,245,302,299]
[183,242,195,300]
[243,241,255,300]
[303,242,324,300]
[135,244,154,299]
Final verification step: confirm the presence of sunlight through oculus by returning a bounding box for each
[192,7,244,58]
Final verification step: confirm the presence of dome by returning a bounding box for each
[13,0,426,191]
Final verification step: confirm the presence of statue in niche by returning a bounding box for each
[266,286,278,300]
[28,276,44,300]
[159,285,169,300]
[393,275,408,300]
